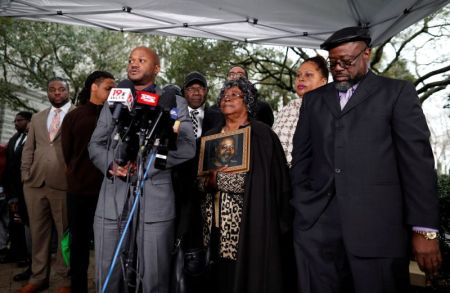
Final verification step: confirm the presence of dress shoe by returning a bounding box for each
[56,286,71,293]
[15,282,49,293]
[13,267,32,282]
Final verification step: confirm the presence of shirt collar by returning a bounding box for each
[51,101,72,114]
[188,105,205,115]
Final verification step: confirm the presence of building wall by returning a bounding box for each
[0,89,49,144]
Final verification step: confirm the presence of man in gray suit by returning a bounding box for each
[290,27,441,292]
[19,78,74,293]
[89,46,196,292]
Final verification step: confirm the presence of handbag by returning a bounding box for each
[184,247,210,277]
[170,238,211,293]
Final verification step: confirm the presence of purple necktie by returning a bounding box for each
[339,87,356,110]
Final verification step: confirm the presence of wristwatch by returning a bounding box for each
[413,230,439,240]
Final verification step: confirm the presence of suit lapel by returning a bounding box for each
[322,85,341,118]
[340,71,377,116]
[39,108,51,142]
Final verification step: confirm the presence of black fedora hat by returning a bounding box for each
[321,26,371,50]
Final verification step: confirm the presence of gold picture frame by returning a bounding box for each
[198,127,251,176]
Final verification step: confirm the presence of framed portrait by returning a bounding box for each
[198,127,251,176]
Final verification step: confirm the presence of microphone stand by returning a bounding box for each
[101,109,166,293]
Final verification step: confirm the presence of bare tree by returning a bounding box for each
[371,7,450,104]
[238,6,449,108]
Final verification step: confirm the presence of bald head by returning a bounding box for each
[127,46,161,90]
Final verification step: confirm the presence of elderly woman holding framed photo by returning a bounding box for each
[197,77,295,293]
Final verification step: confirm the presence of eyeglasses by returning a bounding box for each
[227,72,246,79]
[185,86,206,93]
[221,93,244,101]
[327,47,367,69]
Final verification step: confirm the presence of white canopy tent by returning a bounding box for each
[1,0,449,48]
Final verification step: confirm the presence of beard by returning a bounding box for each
[335,81,353,92]
[50,98,69,108]
[334,72,366,92]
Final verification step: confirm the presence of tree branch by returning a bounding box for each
[419,85,447,104]
[414,64,450,86]
[382,21,428,74]
[370,37,391,73]
[417,77,450,96]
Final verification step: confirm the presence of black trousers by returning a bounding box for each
[67,193,98,293]
[8,221,28,260]
[293,196,410,293]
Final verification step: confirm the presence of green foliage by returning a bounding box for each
[372,52,416,82]
[0,18,159,106]
[1,6,448,112]
[0,18,303,110]
[158,37,242,103]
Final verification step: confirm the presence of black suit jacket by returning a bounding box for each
[4,131,29,222]
[4,132,26,196]
[202,106,223,134]
[172,105,223,245]
[290,71,439,257]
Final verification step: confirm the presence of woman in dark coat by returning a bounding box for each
[198,77,295,293]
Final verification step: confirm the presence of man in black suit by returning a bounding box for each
[290,27,441,293]
[183,71,223,137]
[174,71,222,237]
[3,111,33,280]
[170,72,223,292]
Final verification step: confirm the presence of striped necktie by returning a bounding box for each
[14,133,25,152]
[190,109,199,138]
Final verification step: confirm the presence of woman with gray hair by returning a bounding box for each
[197,77,295,293]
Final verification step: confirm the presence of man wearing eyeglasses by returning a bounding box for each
[168,71,223,291]
[182,71,222,138]
[290,26,441,292]
[227,66,274,127]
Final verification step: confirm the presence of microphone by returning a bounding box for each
[107,79,135,124]
[159,87,178,111]
[162,85,181,133]
[112,85,179,168]
[155,87,179,170]
[135,90,160,108]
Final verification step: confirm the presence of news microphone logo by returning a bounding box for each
[169,108,178,120]
[136,91,159,107]
[107,88,134,111]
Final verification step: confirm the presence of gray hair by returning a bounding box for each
[218,77,258,117]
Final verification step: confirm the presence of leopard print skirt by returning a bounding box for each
[201,173,245,260]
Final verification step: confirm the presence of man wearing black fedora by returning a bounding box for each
[290,26,441,292]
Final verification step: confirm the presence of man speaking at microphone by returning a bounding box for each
[88,46,196,293]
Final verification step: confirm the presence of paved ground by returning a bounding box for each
[0,254,428,293]
[0,253,96,293]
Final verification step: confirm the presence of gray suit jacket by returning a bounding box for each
[89,95,196,223]
[290,71,439,257]
[21,105,76,190]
